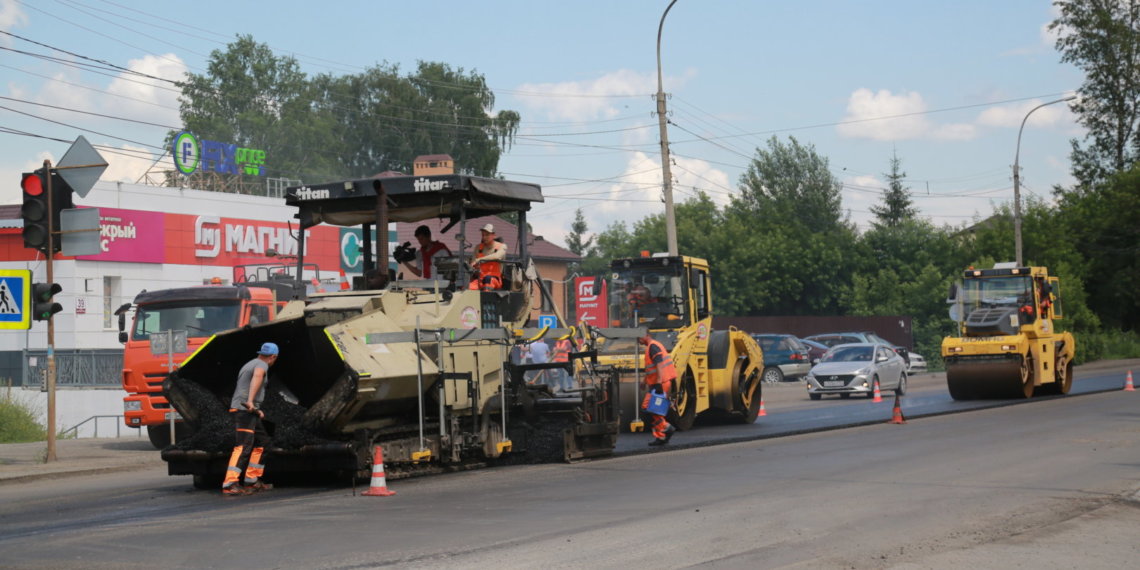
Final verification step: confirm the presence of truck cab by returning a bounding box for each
[119,285,281,448]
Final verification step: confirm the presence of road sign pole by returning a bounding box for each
[43,159,57,463]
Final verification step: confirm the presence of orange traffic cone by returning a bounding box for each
[888,392,906,424]
[872,379,883,403]
[310,277,326,293]
[362,446,396,497]
[758,397,767,417]
[338,269,351,290]
[1125,370,1135,392]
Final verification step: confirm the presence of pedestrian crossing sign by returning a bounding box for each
[0,270,32,330]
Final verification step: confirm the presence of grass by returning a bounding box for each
[0,382,47,443]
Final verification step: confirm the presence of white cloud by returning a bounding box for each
[1041,4,1063,47]
[514,68,694,124]
[976,99,1073,129]
[99,145,172,184]
[837,88,977,142]
[103,53,186,125]
[0,0,28,40]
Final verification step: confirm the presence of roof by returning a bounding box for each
[286,173,543,229]
[397,216,580,262]
[414,154,453,162]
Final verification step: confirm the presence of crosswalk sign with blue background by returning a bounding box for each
[0,270,32,330]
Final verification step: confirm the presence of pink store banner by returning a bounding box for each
[75,207,166,263]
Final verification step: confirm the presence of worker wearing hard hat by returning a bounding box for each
[222,342,279,495]
[469,223,506,290]
[638,332,677,446]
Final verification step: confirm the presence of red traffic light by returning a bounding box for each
[21,172,43,197]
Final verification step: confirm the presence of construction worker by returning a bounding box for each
[222,342,278,495]
[551,337,574,392]
[401,224,452,279]
[468,223,506,290]
[638,332,676,446]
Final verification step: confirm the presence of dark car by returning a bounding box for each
[803,331,910,364]
[799,338,829,364]
[751,333,812,383]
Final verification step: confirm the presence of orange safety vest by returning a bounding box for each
[643,338,677,387]
[552,339,571,363]
[475,241,502,279]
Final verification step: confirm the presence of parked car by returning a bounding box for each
[751,333,812,383]
[804,342,908,400]
[907,352,928,374]
[799,338,829,364]
[804,331,910,365]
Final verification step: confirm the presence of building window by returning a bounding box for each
[103,276,121,330]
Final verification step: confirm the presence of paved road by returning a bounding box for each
[1,361,1137,568]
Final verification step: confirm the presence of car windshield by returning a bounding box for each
[822,345,873,362]
[132,300,242,341]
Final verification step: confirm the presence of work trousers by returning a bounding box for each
[641,379,674,439]
[223,410,270,490]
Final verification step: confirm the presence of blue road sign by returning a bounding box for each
[0,270,32,330]
[538,315,557,329]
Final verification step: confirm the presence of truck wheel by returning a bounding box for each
[762,367,784,384]
[668,371,697,431]
[147,422,194,450]
[192,473,222,491]
[1041,355,1073,395]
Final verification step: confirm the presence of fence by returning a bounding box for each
[61,414,142,439]
[22,349,123,387]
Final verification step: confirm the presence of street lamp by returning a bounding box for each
[1013,95,1075,266]
[656,0,679,256]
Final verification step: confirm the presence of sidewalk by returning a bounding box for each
[0,437,164,485]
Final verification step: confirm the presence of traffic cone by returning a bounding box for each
[1125,370,1135,392]
[758,397,767,417]
[888,392,906,424]
[872,379,883,403]
[338,269,351,290]
[362,446,396,497]
[310,277,326,293]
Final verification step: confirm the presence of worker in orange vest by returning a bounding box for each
[639,332,676,446]
[469,223,506,290]
[551,337,574,392]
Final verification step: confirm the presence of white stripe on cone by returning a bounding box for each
[362,446,396,496]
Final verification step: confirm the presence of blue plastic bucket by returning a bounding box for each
[645,392,669,416]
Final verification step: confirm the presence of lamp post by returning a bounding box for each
[656,0,679,256]
[1013,95,1075,266]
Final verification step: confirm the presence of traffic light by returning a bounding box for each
[20,170,74,255]
[30,282,62,321]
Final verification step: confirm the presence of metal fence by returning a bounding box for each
[22,349,123,387]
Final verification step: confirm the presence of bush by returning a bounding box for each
[1075,329,1140,364]
[0,388,46,443]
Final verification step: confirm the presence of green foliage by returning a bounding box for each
[1075,329,1140,363]
[1056,166,1140,329]
[177,36,518,183]
[0,389,46,443]
[1050,0,1140,187]
[869,151,918,228]
[564,209,594,256]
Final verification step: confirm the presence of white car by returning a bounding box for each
[907,352,928,374]
[805,343,908,400]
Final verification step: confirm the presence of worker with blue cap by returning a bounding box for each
[222,342,279,495]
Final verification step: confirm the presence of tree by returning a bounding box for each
[177,37,520,185]
[733,136,847,232]
[564,208,594,256]
[869,151,917,228]
[1050,1,1140,187]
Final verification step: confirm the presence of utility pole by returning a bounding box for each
[43,158,57,463]
[656,0,679,256]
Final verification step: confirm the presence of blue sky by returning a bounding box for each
[0,0,1081,247]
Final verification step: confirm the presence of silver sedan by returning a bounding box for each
[804,343,908,400]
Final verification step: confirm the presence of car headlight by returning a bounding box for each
[124,401,142,412]
[854,367,870,378]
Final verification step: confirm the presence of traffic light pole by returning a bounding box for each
[43,159,57,463]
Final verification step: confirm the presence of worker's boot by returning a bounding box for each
[663,425,676,444]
